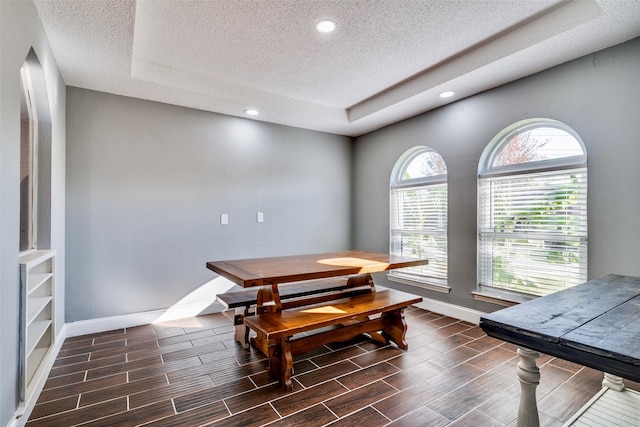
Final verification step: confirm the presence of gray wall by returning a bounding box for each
[353,37,640,313]
[65,88,353,321]
[0,1,66,425]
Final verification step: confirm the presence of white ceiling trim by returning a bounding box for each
[32,0,640,136]
[347,0,604,122]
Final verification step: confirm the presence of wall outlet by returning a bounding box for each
[257,212,264,223]
[220,213,228,225]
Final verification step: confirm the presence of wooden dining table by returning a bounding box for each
[206,250,429,311]
[480,274,640,427]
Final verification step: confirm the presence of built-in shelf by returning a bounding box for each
[19,249,55,403]
[27,297,52,325]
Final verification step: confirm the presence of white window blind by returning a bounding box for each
[390,183,447,285]
[478,167,587,296]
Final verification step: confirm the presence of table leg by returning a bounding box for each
[602,373,625,391]
[516,347,540,427]
[347,273,376,292]
[256,283,283,313]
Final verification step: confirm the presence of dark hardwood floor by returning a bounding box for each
[26,305,633,426]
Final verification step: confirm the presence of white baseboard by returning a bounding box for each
[65,301,226,337]
[13,329,66,427]
[414,297,486,325]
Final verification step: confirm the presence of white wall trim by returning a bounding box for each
[414,297,486,325]
[65,301,226,338]
[14,329,66,427]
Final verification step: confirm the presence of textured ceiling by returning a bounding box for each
[33,0,640,136]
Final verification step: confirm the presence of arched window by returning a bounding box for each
[478,118,587,298]
[390,147,448,291]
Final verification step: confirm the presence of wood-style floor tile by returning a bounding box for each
[386,405,450,427]
[27,397,128,427]
[267,403,338,426]
[27,308,612,427]
[350,346,403,368]
[38,372,128,404]
[476,385,520,425]
[427,345,481,370]
[427,362,487,391]
[28,395,79,420]
[324,380,396,417]
[336,361,399,390]
[79,375,169,406]
[326,406,390,426]
[142,401,229,427]
[173,377,256,412]
[467,346,516,371]
[82,401,175,427]
[373,380,445,420]
[310,345,367,367]
[537,380,598,422]
[48,354,127,378]
[208,404,280,427]
[271,380,348,417]
[448,409,504,427]
[224,381,292,414]
[383,360,443,390]
[129,375,213,409]
[294,360,359,388]
[426,382,493,422]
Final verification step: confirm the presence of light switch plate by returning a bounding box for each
[220,213,228,225]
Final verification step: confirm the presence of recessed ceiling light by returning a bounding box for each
[315,19,336,33]
[245,109,259,116]
[439,91,456,98]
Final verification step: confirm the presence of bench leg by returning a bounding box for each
[264,336,293,392]
[266,339,281,383]
[280,336,293,392]
[233,306,252,349]
[381,308,410,350]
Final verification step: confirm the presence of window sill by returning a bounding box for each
[472,290,536,307]
[387,274,450,294]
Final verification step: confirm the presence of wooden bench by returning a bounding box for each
[217,276,374,348]
[243,289,422,391]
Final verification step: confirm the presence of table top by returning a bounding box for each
[206,250,429,287]
[480,274,640,383]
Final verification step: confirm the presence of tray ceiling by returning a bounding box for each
[33,0,640,136]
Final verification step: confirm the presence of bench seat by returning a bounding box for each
[217,276,373,348]
[243,289,422,391]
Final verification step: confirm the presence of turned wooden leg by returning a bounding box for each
[603,372,625,391]
[516,347,540,427]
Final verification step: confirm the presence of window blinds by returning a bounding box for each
[478,167,587,296]
[390,183,447,285]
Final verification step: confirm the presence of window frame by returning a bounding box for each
[20,61,38,253]
[476,118,588,301]
[19,49,52,254]
[389,146,449,292]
